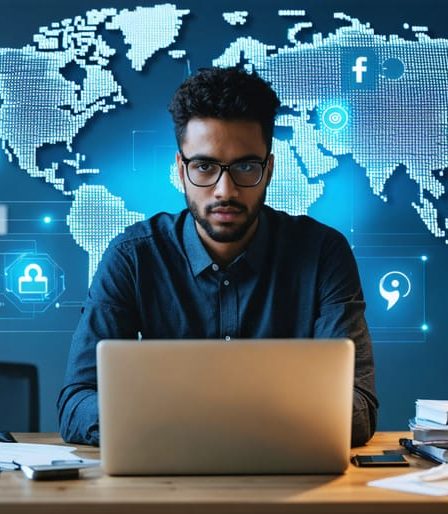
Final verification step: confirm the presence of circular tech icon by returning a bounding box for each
[322,105,349,131]
[379,271,411,310]
[4,253,65,313]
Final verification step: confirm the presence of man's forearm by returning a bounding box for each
[58,388,100,446]
[351,388,377,447]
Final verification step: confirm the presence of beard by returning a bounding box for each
[186,190,266,243]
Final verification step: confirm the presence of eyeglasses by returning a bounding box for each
[180,152,270,188]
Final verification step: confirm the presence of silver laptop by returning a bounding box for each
[97,338,354,475]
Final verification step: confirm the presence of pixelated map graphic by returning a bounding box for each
[222,11,248,26]
[68,185,145,284]
[213,13,448,237]
[0,4,447,286]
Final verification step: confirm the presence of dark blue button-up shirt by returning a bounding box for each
[57,206,378,447]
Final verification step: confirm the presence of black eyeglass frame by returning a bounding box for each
[180,152,270,188]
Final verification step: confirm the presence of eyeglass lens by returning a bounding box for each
[187,160,263,187]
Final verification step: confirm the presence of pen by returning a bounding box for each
[51,460,84,465]
[399,438,445,464]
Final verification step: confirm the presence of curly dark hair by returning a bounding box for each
[168,66,280,152]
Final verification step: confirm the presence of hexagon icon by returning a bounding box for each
[4,253,65,313]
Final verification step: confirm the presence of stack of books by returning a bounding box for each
[406,399,448,463]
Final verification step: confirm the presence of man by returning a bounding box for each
[57,67,378,447]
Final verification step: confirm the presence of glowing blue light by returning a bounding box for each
[321,105,349,131]
[421,323,429,332]
[421,255,428,262]
[43,216,52,224]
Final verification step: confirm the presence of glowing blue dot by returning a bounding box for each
[43,216,52,224]
[421,255,428,262]
[322,105,349,131]
[421,323,429,332]
[55,302,60,309]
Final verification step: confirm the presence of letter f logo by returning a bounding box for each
[352,56,368,83]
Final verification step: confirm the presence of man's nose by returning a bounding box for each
[213,170,239,199]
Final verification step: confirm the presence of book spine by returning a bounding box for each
[413,430,448,442]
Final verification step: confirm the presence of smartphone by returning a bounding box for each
[351,454,409,467]
[21,464,80,480]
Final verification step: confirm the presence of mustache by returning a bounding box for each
[205,201,247,213]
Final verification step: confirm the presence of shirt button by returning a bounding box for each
[212,263,219,271]
[225,336,231,342]
[223,279,230,286]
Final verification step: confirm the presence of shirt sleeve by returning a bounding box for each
[57,242,140,446]
[312,229,379,447]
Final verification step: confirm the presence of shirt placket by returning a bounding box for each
[212,264,238,341]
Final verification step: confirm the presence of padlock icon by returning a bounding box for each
[18,263,49,295]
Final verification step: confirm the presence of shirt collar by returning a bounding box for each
[182,208,269,277]
[183,212,213,277]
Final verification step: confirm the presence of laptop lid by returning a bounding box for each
[97,338,354,475]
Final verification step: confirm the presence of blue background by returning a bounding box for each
[0,0,447,432]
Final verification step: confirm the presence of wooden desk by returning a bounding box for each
[1,432,446,514]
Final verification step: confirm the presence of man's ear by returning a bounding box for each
[265,154,274,186]
[176,151,186,185]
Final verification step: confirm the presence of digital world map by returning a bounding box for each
[2,1,448,432]
[0,4,446,286]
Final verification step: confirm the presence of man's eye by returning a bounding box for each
[192,162,215,172]
[233,162,255,173]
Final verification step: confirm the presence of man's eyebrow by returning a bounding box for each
[185,154,220,162]
[232,154,266,162]
[186,153,266,162]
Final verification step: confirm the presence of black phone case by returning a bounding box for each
[351,455,409,467]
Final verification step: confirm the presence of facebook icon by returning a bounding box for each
[352,56,368,83]
[342,49,379,90]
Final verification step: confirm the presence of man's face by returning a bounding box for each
[176,118,273,245]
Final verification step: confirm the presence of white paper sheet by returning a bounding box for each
[0,442,99,466]
[369,470,448,496]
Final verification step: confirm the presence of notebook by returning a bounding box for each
[97,338,354,475]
